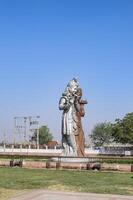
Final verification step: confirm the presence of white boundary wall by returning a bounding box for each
[0,146,99,155]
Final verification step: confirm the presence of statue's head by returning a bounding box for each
[62,78,79,97]
[67,78,79,94]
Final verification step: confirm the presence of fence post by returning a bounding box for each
[4,144,6,152]
[131,164,133,172]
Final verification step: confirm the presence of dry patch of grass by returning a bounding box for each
[119,186,133,195]
[0,188,24,200]
[48,183,72,192]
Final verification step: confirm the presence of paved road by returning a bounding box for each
[9,190,133,200]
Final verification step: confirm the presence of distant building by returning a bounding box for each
[47,141,59,149]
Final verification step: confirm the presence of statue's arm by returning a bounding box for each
[75,99,85,117]
[59,97,69,110]
[74,99,80,112]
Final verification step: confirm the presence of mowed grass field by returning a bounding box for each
[0,168,133,200]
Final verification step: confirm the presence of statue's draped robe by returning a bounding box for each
[59,96,77,156]
[74,100,85,157]
[59,96,85,157]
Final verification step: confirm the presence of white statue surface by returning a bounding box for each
[59,78,87,157]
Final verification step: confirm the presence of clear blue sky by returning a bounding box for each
[0,0,133,143]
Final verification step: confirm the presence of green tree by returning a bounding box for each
[31,125,53,145]
[90,122,113,147]
[112,112,133,144]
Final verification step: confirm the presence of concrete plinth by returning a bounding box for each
[52,157,90,163]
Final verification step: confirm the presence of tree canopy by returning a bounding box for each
[30,125,53,145]
[112,112,133,144]
[90,122,113,147]
[90,112,133,147]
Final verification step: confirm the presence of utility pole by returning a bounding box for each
[24,117,27,144]
[37,117,40,149]
[14,117,16,145]
[3,130,6,146]
[14,116,27,145]
[29,116,40,149]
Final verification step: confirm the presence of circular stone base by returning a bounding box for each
[52,157,90,163]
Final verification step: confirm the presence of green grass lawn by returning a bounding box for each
[0,168,133,199]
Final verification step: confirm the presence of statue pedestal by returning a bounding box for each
[50,156,101,170]
[52,157,90,163]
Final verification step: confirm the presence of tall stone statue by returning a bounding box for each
[59,78,87,157]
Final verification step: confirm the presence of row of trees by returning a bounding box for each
[90,112,133,147]
[30,112,133,147]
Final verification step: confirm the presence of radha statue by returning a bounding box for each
[59,78,87,157]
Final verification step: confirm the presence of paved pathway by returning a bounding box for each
[9,190,133,200]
